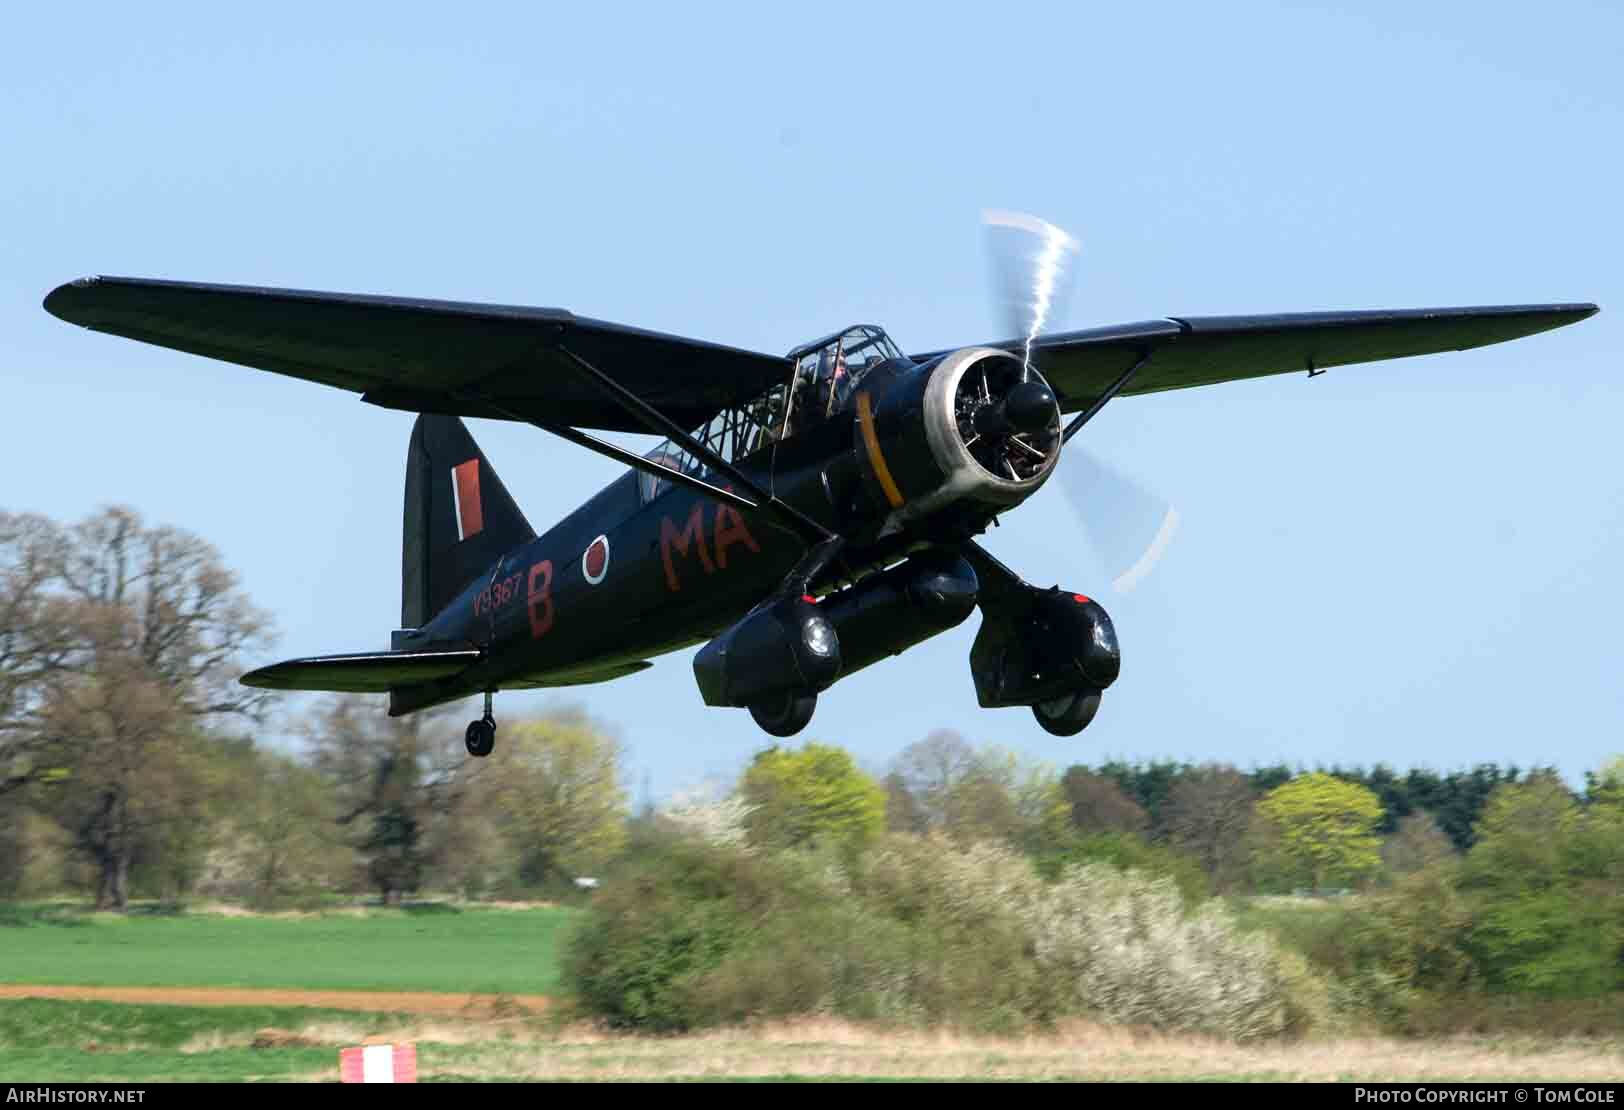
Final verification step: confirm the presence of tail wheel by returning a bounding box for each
[465,717,496,758]
[1032,691,1101,737]
[748,691,817,737]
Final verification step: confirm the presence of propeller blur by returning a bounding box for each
[982,209,1183,595]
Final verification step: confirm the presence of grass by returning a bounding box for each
[3,1001,1621,1083]
[0,999,392,1082]
[0,903,579,995]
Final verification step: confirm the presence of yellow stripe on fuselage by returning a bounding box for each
[856,390,905,510]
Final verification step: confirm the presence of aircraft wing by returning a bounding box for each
[44,276,793,434]
[912,304,1598,411]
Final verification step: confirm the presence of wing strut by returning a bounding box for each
[464,393,761,516]
[553,344,834,544]
[1062,351,1153,445]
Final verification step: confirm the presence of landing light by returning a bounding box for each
[804,616,837,657]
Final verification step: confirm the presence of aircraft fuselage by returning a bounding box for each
[389,375,926,714]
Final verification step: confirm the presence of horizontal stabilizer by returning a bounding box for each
[241,649,481,693]
[505,661,654,688]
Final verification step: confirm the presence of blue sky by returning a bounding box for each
[5,1,1620,801]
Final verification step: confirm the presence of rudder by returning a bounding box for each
[402,415,536,629]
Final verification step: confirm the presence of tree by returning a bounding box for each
[1381,811,1456,878]
[1092,759,1187,831]
[1587,755,1624,809]
[739,742,885,853]
[1460,774,1624,996]
[1333,763,1407,834]
[477,709,629,886]
[1434,764,1537,853]
[1254,773,1384,893]
[941,753,1021,844]
[201,745,344,908]
[882,771,927,835]
[306,694,474,905]
[54,508,271,719]
[35,650,204,909]
[1248,762,1296,796]
[1061,767,1149,836]
[1003,754,1071,856]
[1,512,81,793]
[889,737,1067,850]
[1460,772,1576,889]
[655,784,756,850]
[889,730,977,832]
[15,508,273,909]
[1161,764,1255,892]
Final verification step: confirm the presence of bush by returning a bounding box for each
[1233,865,1486,1032]
[1030,863,1325,1040]
[1467,891,1621,998]
[563,832,856,1031]
[1385,992,1624,1038]
[1033,831,1210,905]
[847,836,1059,1030]
[565,829,1325,1039]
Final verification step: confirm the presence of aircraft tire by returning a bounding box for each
[1031,691,1101,737]
[748,691,817,738]
[465,718,496,758]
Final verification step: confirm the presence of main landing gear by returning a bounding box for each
[748,690,818,738]
[1031,690,1102,737]
[465,690,496,758]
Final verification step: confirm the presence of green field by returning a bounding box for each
[0,904,579,995]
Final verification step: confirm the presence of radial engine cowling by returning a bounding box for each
[855,348,1062,531]
[692,597,841,708]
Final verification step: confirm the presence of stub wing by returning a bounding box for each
[241,648,482,693]
[914,303,1598,411]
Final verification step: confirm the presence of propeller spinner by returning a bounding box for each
[981,209,1181,594]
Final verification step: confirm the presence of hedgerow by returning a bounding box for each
[565,829,1325,1039]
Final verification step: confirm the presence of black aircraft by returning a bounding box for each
[44,250,1598,757]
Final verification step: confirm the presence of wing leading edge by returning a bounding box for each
[913,303,1598,411]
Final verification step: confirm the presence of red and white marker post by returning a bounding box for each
[339,1043,418,1083]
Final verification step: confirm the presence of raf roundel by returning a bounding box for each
[582,534,610,585]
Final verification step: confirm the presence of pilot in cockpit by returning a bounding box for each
[818,342,847,418]
[784,328,900,439]
[816,342,886,418]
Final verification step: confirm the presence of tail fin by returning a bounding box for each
[402,415,536,629]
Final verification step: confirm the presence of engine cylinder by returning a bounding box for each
[853,348,1061,532]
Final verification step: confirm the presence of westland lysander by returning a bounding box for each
[46,266,1596,757]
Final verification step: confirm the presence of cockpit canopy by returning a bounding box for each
[787,326,904,418]
[637,325,905,503]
